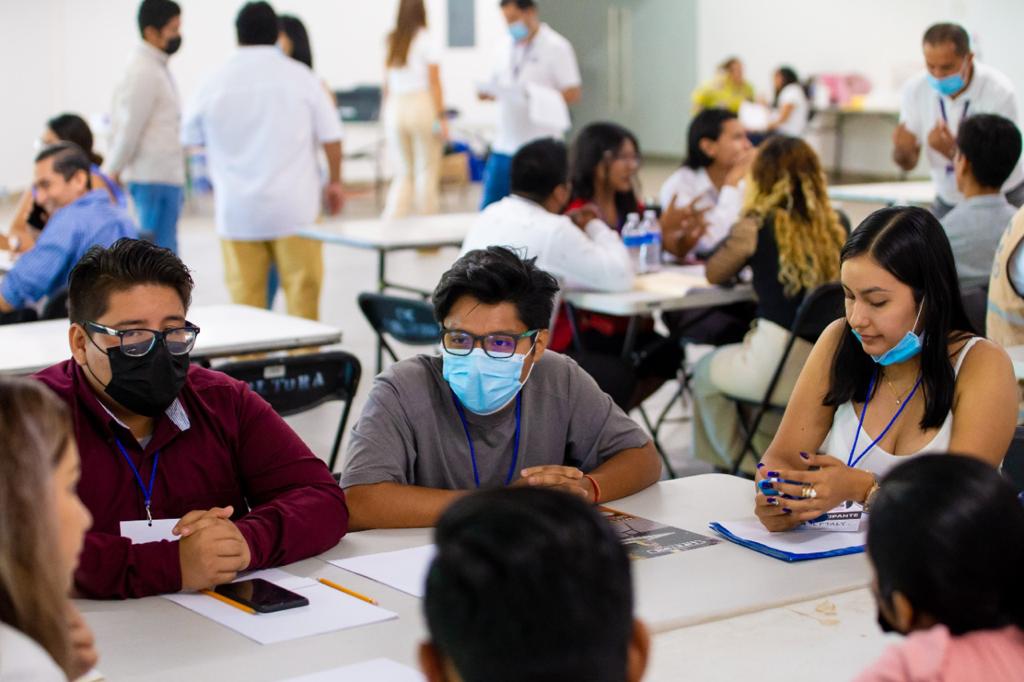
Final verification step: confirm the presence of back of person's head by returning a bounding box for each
[743,135,844,295]
[387,0,427,68]
[499,0,536,9]
[432,246,559,331]
[46,113,102,167]
[0,378,76,676]
[35,142,93,190]
[569,121,641,217]
[510,138,569,205]
[824,206,974,428]
[956,113,1022,190]
[922,22,970,55]
[68,238,194,325]
[137,0,180,37]
[422,487,644,682]
[278,14,313,69]
[683,108,737,169]
[236,1,278,46]
[868,454,1024,634]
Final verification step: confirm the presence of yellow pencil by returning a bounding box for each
[201,589,256,615]
[317,577,379,605]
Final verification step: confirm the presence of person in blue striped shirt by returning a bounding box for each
[0,143,138,314]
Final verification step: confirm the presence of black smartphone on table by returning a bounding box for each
[214,578,309,613]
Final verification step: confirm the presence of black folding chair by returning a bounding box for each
[726,282,846,475]
[960,285,988,336]
[41,286,69,320]
[1003,425,1024,492]
[358,292,440,372]
[216,351,361,472]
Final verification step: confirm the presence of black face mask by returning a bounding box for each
[163,36,182,55]
[99,341,189,417]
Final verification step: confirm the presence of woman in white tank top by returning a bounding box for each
[752,206,1017,532]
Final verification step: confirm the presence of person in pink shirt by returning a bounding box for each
[856,454,1024,682]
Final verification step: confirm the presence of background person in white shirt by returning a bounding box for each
[382,0,446,219]
[461,137,634,294]
[106,0,185,254]
[181,1,343,321]
[767,66,810,138]
[477,0,582,209]
[893,22,1024,217]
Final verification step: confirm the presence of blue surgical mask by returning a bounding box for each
[443,348,532,415]
[851,304,924,366]
[927,61,967,96]
[508,20,530,42]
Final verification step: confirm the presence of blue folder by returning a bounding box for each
[708,522,865,563]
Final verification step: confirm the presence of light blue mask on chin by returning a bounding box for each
[443,347,531,415]
[851,305,924,366]
[508,20,530,42]
[927,69,966,97]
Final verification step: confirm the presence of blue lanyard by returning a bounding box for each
[847,368,923,469]
[115,440,160,525]
[452,393,522,488]
[938,97,970,124]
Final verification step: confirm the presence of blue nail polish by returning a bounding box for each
[756,462,765,469]
[767,470,781,478]
[766,497,779,505]
[781,494,801,500]
[782,508,792,514]
[799,451,810,460]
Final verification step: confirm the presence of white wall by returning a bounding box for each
[0,0,506,194]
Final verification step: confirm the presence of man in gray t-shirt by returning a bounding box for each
[342,246,661,530]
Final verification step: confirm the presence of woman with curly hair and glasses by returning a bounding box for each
[691,135,848,470]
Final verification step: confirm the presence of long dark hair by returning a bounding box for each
[772,66,800,108]
[824,206,975,429]
[869,454,1024,634]
[47,113,102,166]
[279,15,313,69]
[682,108,736,170]
[569,122,640,228]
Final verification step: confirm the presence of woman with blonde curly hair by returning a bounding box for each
[0,378,95,680]
[690,135,847,471]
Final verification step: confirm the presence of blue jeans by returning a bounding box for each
[129,183,183,254]
[479,152,513,209]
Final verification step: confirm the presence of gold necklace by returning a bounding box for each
[884,373,916,405]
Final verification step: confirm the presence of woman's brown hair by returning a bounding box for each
[386,0,428,68]
[0,378,74,675]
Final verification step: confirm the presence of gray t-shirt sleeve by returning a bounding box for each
[340,373,416,488]
[563,356,651,470]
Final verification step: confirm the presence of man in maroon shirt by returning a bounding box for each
[35,238,348,598]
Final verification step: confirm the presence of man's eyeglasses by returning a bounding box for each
[441,329,539,359]
[86,321,200,357]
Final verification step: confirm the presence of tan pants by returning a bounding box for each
[220,236,323,320]
[383,91,441,218]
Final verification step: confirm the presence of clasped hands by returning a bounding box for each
[754,452,870,532]
[173,506,252,592]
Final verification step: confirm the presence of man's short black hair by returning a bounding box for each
[957,114,1022,189]
[432,246,559,331]
[923,22,970,56]
[499,0,536,9]
[424,487,634,682]
[236,1,279,46]
[510,138,568,205]
[68,239,194,325]
[137,0,180,37]
[35,142,92,189]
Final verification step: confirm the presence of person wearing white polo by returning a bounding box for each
[181,2,343,321]
[477,0,581,209]
[893,22,1024,217]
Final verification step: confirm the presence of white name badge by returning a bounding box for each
[120,518,180,544]
[805,503,865,532]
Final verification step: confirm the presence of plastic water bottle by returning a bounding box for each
[621,212,647,273]
[641,209,662,272]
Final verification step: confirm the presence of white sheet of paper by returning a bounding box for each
[634,270,710,296]
[526,82,571,132]
[119,518,179,544]
[280,659,425,682]
[714,518,866,555]
[161,569,397,645]
[329,544,436,598]
[738,101,771,131]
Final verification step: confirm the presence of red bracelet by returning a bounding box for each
[583,474,601,504]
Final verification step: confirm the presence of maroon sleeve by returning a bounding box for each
[231,382,349,568]
[74,534,182,599]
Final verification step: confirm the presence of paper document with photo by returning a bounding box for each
[281,658,425,682]
[526,83,571,132]
[119,518,179,544]
[330,544,436,598]
[738,101,771,131]
[162,569,397,645]
[601,507,719,560]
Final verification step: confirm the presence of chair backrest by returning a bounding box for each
[792,282,845,343]
[358,293,440,346]
[216,351,361,417]
[41,287,69,320]
[960,285,988,336]
[1003,425,1024,492]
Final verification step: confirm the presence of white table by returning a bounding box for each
[77,475,871,681]
[0,304,342,375]
[828,181,935,207]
